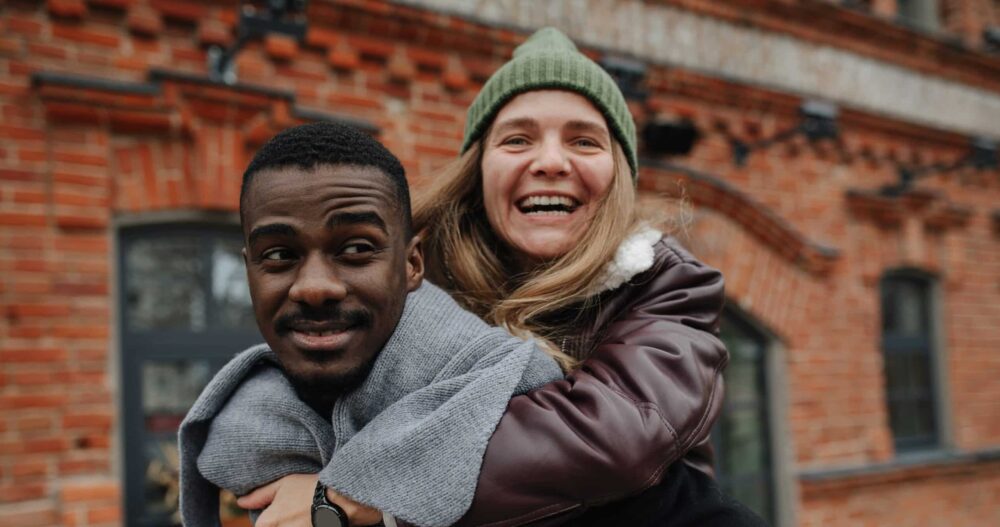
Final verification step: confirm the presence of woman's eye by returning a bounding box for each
[501,136,529,146]
[573,137,600,148]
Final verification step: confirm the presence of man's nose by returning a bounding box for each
[287,253,347,306]
[529,137,570,177]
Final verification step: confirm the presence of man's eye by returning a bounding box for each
[341,242,375,256]
[261,248,294,261]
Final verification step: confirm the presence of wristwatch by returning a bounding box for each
[312,481,349,527]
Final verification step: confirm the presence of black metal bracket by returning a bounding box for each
[642,118,700,156]
[208,0,309,85]
[881,137,999,196]
[600,55,648,102]
[730,100,839,166]
[984,26,1000,53]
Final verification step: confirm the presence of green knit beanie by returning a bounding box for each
[461,27,638,178]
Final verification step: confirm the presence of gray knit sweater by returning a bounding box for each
[178,282,562,527]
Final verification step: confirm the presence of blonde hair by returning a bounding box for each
[413,139,642,371]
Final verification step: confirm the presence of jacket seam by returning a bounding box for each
[568,383,681,506]
[683,357,727,455]
[623,357,726,506]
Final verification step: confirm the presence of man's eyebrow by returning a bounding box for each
[248,223,297,246]
[327,211,388,233]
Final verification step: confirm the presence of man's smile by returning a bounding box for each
[277,312,371,352]
[288,326,357,352]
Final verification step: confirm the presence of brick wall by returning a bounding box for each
[1,0,998,525]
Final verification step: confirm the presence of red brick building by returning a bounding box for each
[1,0,999,525]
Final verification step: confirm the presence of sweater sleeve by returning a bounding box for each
[453,239,729,527]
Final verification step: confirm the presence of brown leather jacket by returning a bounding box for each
[454,237,728,526]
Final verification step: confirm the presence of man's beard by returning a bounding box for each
[286,351,380,420]
[272,304,379,418]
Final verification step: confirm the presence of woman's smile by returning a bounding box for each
[516,194,581,216]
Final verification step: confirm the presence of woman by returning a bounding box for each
[414,28,730,526]
[240,28,745,526]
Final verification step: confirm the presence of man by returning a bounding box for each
[178,122,562,527]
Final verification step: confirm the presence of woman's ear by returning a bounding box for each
[405,235,425,292]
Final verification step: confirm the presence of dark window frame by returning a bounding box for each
[880,269,941,453]
[713,308,775,525]
[119,223,262,527]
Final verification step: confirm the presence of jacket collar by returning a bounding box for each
[591,226,662,294]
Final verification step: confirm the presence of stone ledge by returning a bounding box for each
[32,70,379,136]
[395,0,1000,138]
[799,448,1000,495]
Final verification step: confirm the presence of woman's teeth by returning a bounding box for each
[517,195,579,215]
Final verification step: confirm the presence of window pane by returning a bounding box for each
[141,360,213,526]
[140,361,249,526]
[126,237,207,331]
[730,475,772,524]
[897,0,939,30]
[212,239,255,329]
[913,398,938,440]
[721,407,768,476]
[909,352,932,396]
[724,339,762,406]
[888,398,920,439]
[884,352,912,396]
[882,278,927,338]
[881,273,938,451]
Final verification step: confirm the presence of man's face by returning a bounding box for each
[242,164,422,400]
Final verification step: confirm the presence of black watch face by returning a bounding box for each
[312,505,346,527]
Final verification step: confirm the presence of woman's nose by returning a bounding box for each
[287,254,348,306]
[529,138,570,177]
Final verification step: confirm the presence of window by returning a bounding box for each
[119,225,261,526]
[897,0,940,31]
[880,271,939,452]
[714,311,774,525]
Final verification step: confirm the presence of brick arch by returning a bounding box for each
[677,206,817,347]
[640,158,841,277]
[32,69,376,218]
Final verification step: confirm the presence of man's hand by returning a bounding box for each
[236,473,383,526]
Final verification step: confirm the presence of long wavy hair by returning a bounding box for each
[412,138,642,370]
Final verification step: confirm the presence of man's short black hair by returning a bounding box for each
[240,121,411,235]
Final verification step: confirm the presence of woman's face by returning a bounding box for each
[481,90,616,263]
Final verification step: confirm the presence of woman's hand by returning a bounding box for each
[236,473,383,526]
[326,487,384,526]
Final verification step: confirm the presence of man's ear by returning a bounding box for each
[405,235,425,292]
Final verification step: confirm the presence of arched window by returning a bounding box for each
[119,224,261,526]
[880,270,940,452]
[714,309,775,524]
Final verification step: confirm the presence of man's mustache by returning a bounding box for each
[275,306,373,333]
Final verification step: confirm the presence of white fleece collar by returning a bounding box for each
[592,226,662,294]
